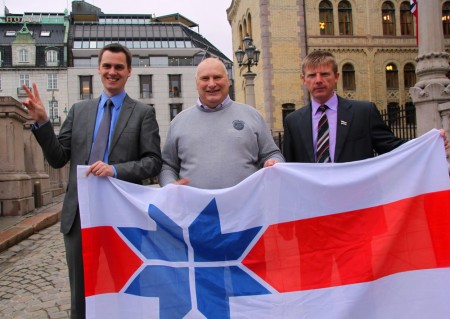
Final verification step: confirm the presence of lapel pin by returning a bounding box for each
[341,120,347,126]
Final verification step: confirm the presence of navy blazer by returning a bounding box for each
[283,96,406,163]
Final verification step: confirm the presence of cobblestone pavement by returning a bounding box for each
[0,222,70,319]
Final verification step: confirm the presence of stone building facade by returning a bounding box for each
[0,2,232,216]
[227,0,450,132]
[0,1,232,143]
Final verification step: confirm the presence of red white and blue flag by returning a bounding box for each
[410,0,418,17]
[78,129,450,319]
[411,0,418,44]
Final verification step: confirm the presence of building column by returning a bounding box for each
[243,72,257,107]
[409,2,450,138]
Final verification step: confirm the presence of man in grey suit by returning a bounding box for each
[22,43,162,318]
[283,50,447,163]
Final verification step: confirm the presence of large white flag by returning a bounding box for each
[78,129,450,319]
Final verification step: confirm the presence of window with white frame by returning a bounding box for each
[46,50,58,64]
[20,74,30,89]
[19,49,29,62]
[48,74,58,90]
[48,98,59,119]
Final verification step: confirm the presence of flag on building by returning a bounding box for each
[78,129,450,319]
[411,0,418,44]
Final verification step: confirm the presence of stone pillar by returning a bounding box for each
[0,97,34,216]
[243,71,257,107]
[409,1,450,137]
[23,120,52,206]
[438,102,450,159]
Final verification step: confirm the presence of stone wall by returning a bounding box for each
[0,97,67,216]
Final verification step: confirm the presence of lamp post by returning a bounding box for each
[49,90,56,125]
[235,34,260,107]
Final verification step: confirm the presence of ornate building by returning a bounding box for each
[227,0,450,132]
[0,1,232,142]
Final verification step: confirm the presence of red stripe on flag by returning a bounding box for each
[243,190,450,292]
[82,226,143,297]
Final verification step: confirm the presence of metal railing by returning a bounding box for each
[379,105,416,140]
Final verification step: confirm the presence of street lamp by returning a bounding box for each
[49,90,58,125]
[235,34,260,73]
[235,34,260,107]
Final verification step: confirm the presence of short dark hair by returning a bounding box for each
[98,43,132,68]
[302,51,338,75]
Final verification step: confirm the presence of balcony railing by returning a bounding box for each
[17,86,31,97]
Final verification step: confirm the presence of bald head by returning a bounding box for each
[195,58,230,108]
[195,58,229,79]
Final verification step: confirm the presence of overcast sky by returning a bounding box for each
[4,0,234,59]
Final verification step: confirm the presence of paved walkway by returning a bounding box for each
[0,194,68,318]
[0,223,70,318]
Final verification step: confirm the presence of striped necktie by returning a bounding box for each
[316,105,330,163]
[88,99,113,164]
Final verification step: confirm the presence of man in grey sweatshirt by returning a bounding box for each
[159,58,284,189]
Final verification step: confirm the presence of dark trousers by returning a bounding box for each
[64,211,86,319]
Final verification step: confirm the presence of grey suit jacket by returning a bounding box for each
[33,94,162,234]
[283,96,406,163]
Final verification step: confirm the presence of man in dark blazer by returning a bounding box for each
[283,96,406,163]
[22,43,162,318]
[283,50,449,289]
[283,50,448,163]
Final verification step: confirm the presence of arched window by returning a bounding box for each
[382,2,396,36]
[239,24,243,48]
[342,63,356,90]
[46,49,59,65]
[19,49,28,62]
[443,1,450,36]
[243,19,248,37]
[247,13,253,37]
[400,1,414,35]
[319,0,334,35]
[403,63,416,88]
[338,1,353,35]
[385,63,399,89]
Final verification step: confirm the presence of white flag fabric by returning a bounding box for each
[78,129,450,319]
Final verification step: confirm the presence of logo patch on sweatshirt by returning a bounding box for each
[233,120,245,131]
